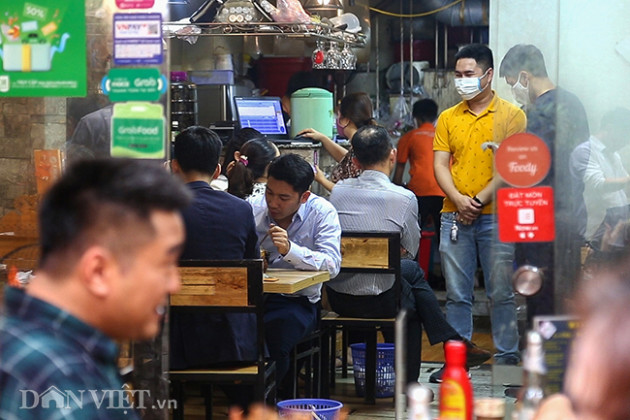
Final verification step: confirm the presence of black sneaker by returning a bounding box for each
[494,355,520,365]
[429,365,445,383]
[428,365,472,384]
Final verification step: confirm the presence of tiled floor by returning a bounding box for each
[178,362,519,419]
[177,332,521,419]
[331,361,518,419]
[176,285,526,419]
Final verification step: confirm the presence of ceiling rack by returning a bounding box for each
[163,21,367,47]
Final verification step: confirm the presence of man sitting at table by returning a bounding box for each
[327,125,491,386]
[249,153,342,389]
[169,126,260,370]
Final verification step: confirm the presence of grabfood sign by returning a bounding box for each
[111,102,165,159]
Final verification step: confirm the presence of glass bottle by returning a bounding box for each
[407,383,432,420]
[439,340,473,420]
[513,331,546,420]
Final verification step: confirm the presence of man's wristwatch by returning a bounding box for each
[473,196,485,207]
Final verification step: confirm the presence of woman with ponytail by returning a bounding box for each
[298,92,377,192]
[227,137,279,200]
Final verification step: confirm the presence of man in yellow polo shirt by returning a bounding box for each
[432,44,526,381]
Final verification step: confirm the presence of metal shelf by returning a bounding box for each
[163,21,366,47]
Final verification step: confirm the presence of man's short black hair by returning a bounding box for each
[352,125,393,167]
[499,44,549,79]
[38,158,191,275]
[412,99,438,122]
[455,43,494,72]
[267,153,314,195]
[173,126,223,174]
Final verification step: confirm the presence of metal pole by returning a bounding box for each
[399,0,404,96]
[409,0,414,104]
[444,23,449,69]
[395,308,409,420]
[375,16,380,119]
[434,22,439,69]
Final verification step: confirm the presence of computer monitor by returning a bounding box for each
[233,96,288,140]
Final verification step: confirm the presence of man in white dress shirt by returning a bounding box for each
[249,153,342,390]
[571,107,630,247]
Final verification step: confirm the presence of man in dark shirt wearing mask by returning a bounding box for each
[500,44,590,321]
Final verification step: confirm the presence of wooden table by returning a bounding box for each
[263,268,330,294]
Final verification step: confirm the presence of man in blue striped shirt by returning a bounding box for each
[328,125,491,386]
[0,159,191,419]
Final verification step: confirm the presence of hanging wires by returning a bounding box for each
[366,0,463,18]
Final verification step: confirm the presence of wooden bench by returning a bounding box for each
[321,231,402,404]
[169,259,276,420]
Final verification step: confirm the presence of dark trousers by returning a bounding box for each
[264,294,318,383]
[327,259,458,384]
[417,195,445,237]
[399,260,459,345]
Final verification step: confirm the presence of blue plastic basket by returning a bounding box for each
[350,343,396,398]
[277,398,343,420]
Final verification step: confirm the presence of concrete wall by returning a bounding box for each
[0,98,65,216]
[0,1,114,219]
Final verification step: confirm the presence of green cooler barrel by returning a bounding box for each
[290,88,334,139]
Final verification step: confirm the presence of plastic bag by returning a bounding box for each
[271,0,311,23]
[386,95,413,139]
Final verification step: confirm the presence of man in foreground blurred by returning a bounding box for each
[0,158,191,419]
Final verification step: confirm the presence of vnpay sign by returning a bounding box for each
[114,14,160,39]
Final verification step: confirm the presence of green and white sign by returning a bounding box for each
[102,68,167,102]
[0,0,87,97]
[111,102,165,159]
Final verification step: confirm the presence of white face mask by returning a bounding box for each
[511,73,530,106]
[454,69,490,101]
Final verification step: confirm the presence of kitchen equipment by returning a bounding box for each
[170,72,198,132]
[329,13,361,33]
[196,83,237,125]
[290,87,333,139]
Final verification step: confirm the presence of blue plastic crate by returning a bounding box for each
[350,343,395,398]
[277,398,343,420]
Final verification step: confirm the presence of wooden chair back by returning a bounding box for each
[321,232,402,404]
[339,231,401,302]
[169,259,274,420]
[173,259,265,362]
[174,260,262,309]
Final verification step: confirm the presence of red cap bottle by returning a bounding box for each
[439,340,473,420]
